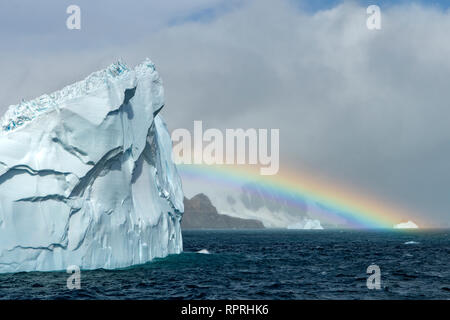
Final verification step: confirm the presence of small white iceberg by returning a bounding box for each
[287,218,323,230]
[404,241,419,245]
[394,221,419,229]
[196,249,211,254]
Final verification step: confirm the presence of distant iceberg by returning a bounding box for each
[199,182,318,228]
[394,221,419,229]
[287,218,323,230]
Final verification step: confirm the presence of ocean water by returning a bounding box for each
[0,229,449,300]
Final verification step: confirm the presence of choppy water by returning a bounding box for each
[0,230,449,299]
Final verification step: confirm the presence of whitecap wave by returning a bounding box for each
[404,241,419,245]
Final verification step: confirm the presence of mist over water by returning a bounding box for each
[0,230,448,299]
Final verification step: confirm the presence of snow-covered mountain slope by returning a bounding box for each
[186,182,323,229]
[0,59,184,273]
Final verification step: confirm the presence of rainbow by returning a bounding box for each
[177,164,422,229]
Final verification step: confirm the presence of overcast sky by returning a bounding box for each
[1,0,449,226]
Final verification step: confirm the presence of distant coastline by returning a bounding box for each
[181,193,265,230]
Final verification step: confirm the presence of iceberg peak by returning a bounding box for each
[1,59,157,133]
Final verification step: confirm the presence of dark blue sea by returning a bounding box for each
[0,230,449,300]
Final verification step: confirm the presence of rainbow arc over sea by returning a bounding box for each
[177,164,422,229]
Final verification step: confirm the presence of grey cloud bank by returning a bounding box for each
[0,0,449,226]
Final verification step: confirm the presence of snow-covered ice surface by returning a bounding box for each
[0,59,184,273]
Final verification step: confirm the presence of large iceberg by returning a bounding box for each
[0,59,184,273]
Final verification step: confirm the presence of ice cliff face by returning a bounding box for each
[0,59,184,273]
